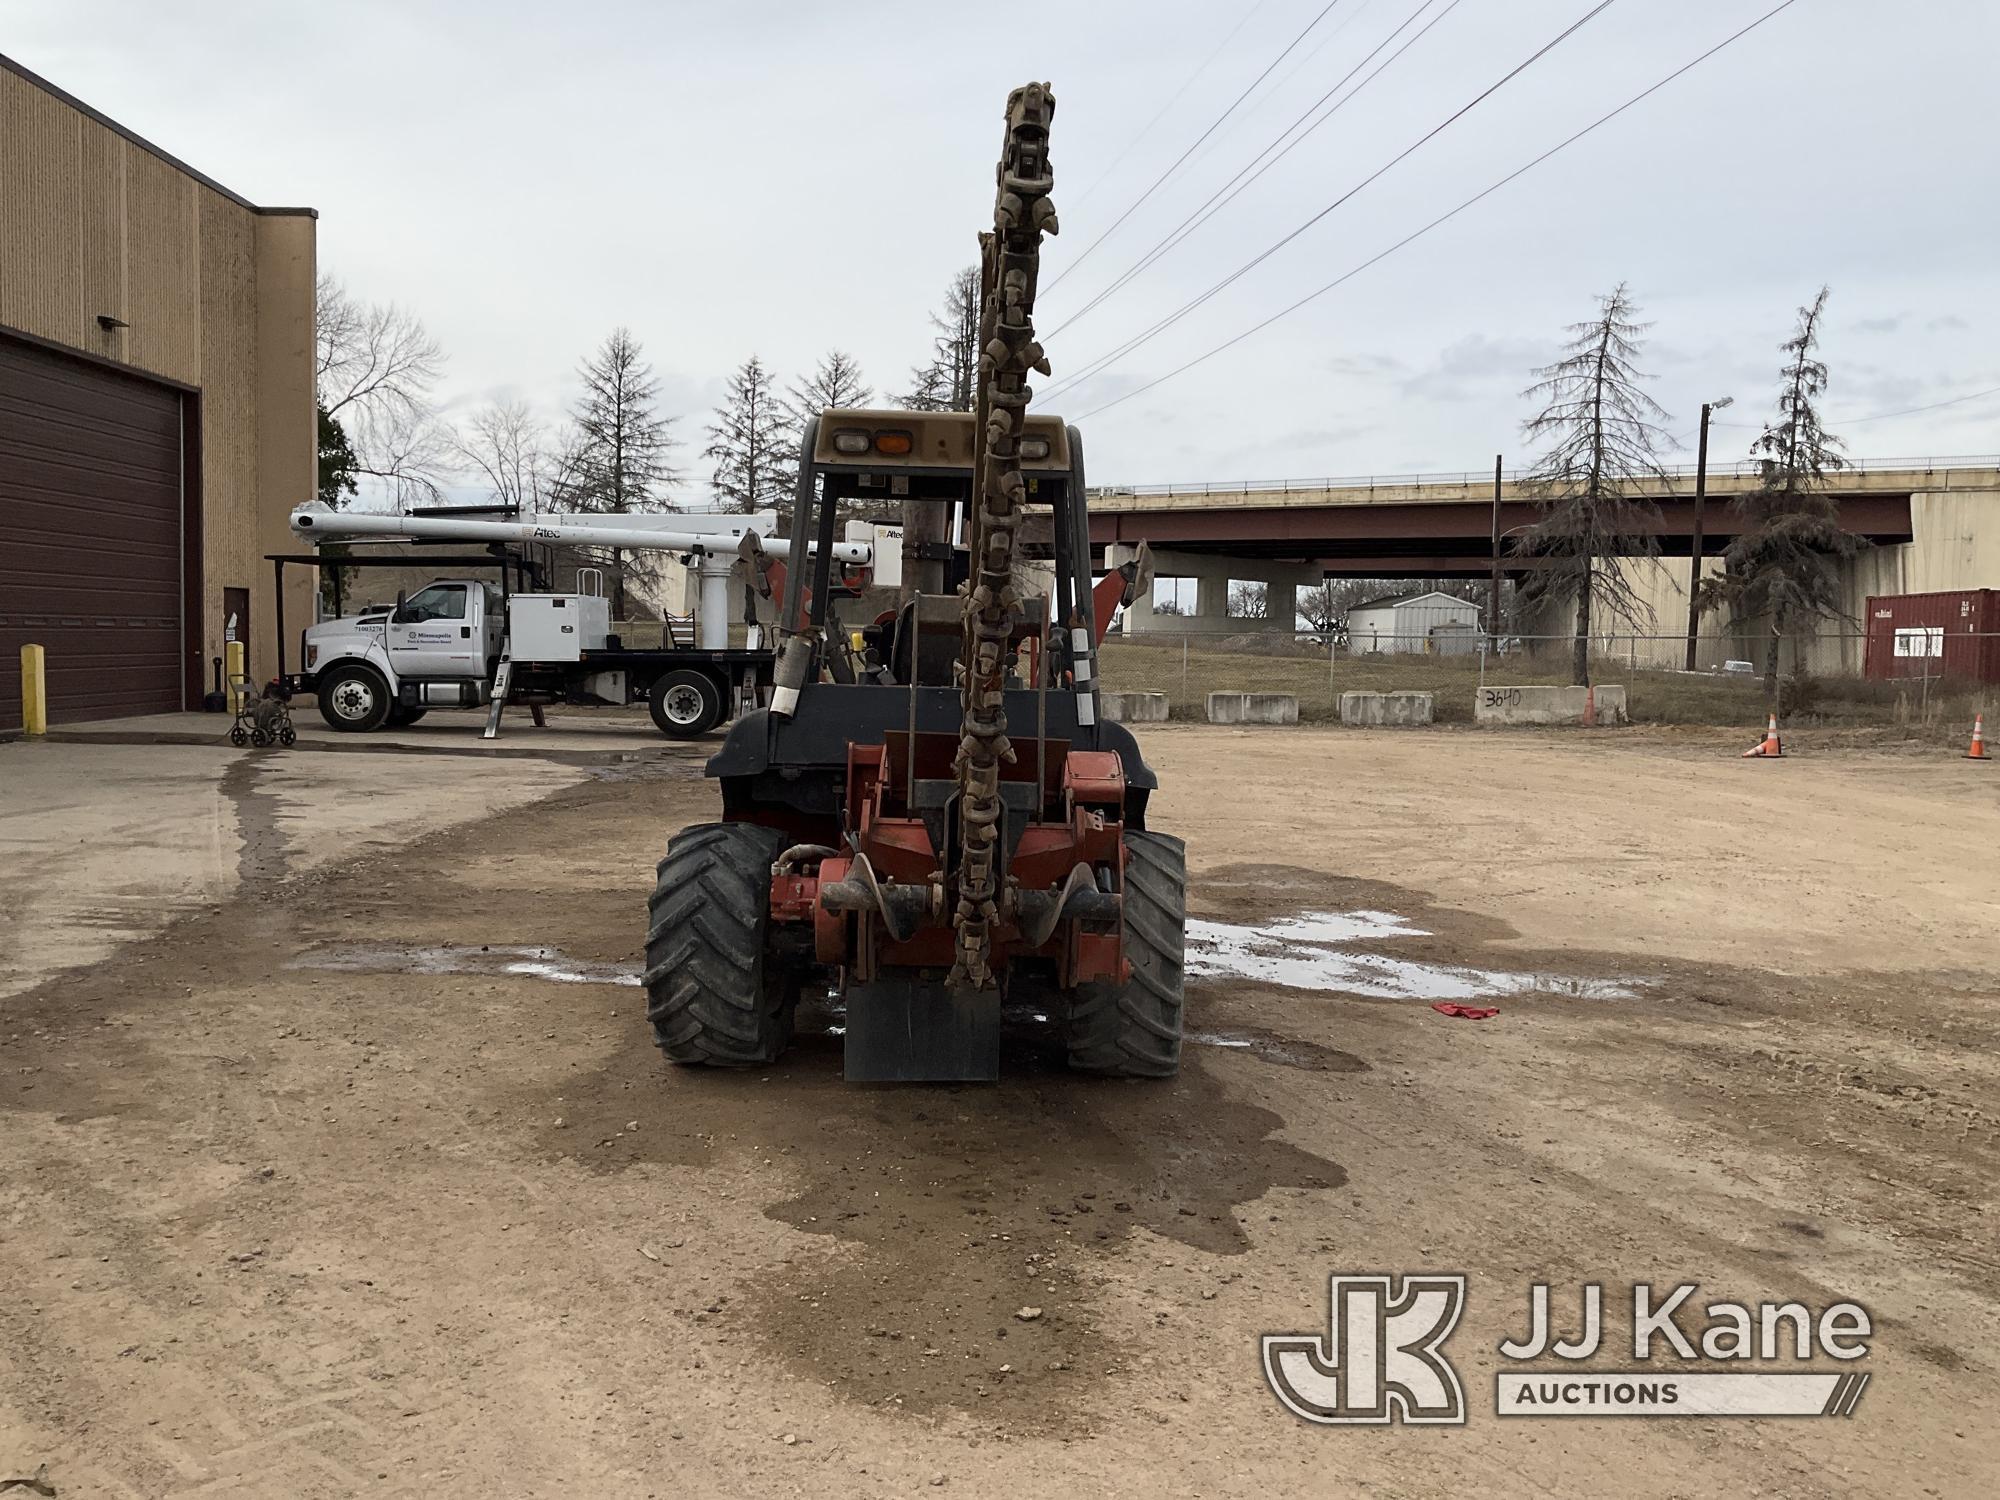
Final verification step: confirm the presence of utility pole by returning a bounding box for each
[1685,396,1732,670]
[1488,454,1503,644]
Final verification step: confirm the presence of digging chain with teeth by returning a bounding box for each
[950,82,1058,990]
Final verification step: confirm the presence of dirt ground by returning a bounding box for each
[2,724,1996,1498]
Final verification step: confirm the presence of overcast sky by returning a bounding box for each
[7,0,1997,499]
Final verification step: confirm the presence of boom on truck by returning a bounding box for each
[644,81,1176,1083]
[283,504,871,739]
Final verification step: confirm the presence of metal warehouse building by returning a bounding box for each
[1344,589,1483,655]
[1,52,315,730]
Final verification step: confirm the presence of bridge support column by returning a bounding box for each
[1108,546,1320,635]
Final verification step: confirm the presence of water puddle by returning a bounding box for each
[289,913,1643,1014]
[1186,912,1646,1003]
[289,943,641,987]
[1237,909,1426,943]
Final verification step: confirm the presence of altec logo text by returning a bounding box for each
[1263,1276,1873,1425]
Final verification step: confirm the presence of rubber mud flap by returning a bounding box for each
[844,976,1001,1082]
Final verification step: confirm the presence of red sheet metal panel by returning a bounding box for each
[1863,590,2000,684]
[0,335,186,728]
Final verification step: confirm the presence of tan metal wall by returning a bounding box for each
[0,59,315,700]
[1542,474,2000,674]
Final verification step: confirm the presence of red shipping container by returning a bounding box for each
[1863,590,2000,683]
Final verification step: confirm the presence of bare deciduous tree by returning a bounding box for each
[357,401,456,512]
[705,355,792,515]
[316,275,443,422]
[1513,283,1673,684]
[315,274,451,509]
[1296,582,1342,635]
[1296,579,1383,643]
[902,267,979,412]
[1713,286,1865,700]
[453,398,551,513]
[1227,580,1268,620]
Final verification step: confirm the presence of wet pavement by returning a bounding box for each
[1185,910,1648,1000]
[0,740,585,1000]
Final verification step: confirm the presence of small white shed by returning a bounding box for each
[1344,590,1484,655]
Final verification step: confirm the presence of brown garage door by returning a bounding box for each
[0,336,186,729]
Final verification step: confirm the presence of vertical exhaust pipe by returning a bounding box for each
[771,417,821,719]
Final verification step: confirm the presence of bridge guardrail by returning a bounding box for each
[1088,454,2000,500]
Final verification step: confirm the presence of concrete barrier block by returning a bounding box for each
[1207,691,1299,725]
[1340,690,1434,727]
[1099,691,1169,724]
[1473,684,1628,725]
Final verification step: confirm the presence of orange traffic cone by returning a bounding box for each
[1742,713,1784,759]
[1968,713,1991,761]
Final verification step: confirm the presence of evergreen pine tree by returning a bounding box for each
[1716,286,1866,699]
[704,355,793,515]
[1514,283,1674,685]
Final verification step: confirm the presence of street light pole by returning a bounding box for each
[1488,453,1503,642]
[1684,397,1731,671]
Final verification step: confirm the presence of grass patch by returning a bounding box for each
[1097,637,1993,737]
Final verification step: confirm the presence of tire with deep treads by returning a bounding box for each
[644,822,796,1066]
[1065,831,1187,1077]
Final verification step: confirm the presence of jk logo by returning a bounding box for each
[1263,1274,1468,1425]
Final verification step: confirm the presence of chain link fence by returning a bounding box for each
[1096,627,2000,730]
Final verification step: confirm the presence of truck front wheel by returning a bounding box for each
[649,669,723,739]
[316,663,392,733]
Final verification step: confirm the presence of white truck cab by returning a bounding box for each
[283,501,878,739]
[303,579,507,731]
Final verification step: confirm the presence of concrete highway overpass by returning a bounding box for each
[1085,458,2000,643]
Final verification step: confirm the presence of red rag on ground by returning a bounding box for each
[1431,1002,1499,1020]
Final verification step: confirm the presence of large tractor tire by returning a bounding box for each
[643,822,796,1066]
[1065,830,1187,1078]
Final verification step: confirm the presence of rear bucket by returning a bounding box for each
[844,975,1001,1083]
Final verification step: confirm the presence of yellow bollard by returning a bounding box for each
[225,639,247,714]
[20,644,47,736]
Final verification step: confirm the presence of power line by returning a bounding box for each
[1066,0,1275,213]
[1045,0,1351,295]
[1710,382,2000,431]
[1048,0,1472,340]
[1839,384,2000,424]
[1053,0,1451,339]
[1046,0,1619,404]
[1074,0,1800,422]
[1167,0,1385,188]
